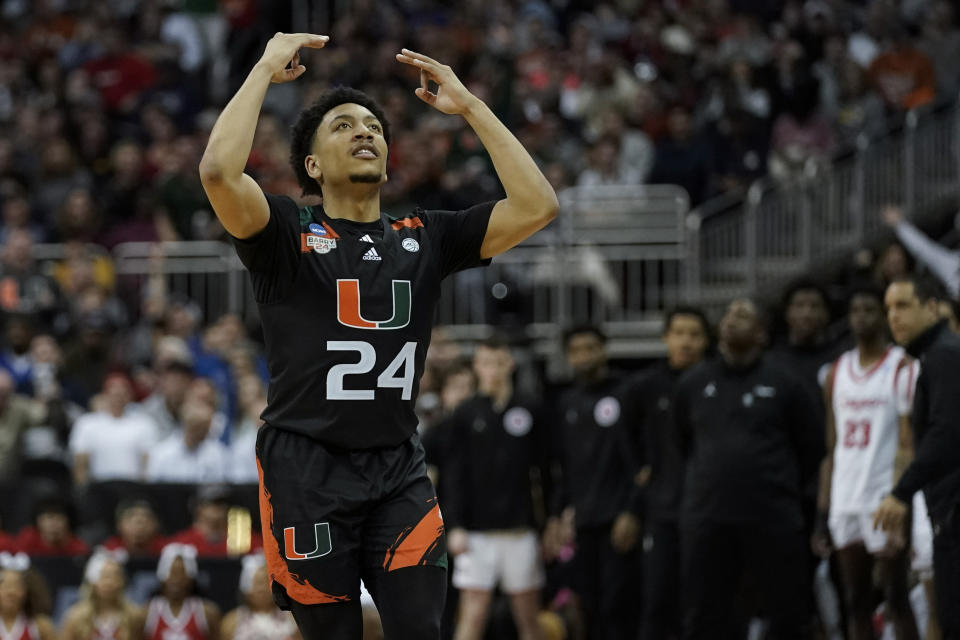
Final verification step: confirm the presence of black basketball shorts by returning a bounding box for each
[256,426,447,609]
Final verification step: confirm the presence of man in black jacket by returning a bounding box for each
[629,306,710,640]
[444,337,548,640]
[547,324,644,640]
[875,275,960,637]
[675,299,823,639]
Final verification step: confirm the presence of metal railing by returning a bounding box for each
[689,100,960,310]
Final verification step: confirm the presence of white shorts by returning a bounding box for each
[451,530,545,594]
[829,510,888,554]
[911,493,934,576]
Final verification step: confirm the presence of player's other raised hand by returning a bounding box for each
[258,32,329,84]
[396,49,478,115]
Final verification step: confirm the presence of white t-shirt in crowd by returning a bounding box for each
[229,426,259,484]
[147,434,229,484]
[68,409,160,481]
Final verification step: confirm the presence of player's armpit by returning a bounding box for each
[199,170,270,239]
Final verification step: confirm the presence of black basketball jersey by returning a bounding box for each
[231,193,494,449]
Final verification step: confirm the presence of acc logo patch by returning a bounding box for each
[402,238,420,253]
[594,396,621,427]
[503,407,533,436]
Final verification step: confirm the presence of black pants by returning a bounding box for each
[642,519,682,640]
[681,520,811,640]
[933,506,960,639]
[572,524,641,640]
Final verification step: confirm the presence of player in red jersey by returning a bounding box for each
[0,554,55,640]
[200,31,557,640]
[144,544,220,640]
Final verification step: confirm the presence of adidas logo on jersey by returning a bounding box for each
[359,234,374,243]
[362,247,381,261]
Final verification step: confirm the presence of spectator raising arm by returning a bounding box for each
[882,205,960,298]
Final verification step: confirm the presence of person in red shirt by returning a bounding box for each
[100,500,168,557]
[144,544,219,640]
[14,497,89,557]
[169,488,261,556]
[0,553,56,640]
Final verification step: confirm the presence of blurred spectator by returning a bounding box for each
[146,397,228,484]
[770,279,847,389]
[82,26,157,114]
[220,554,298,640]
[576,136,644,188]
[144,544,219,640]
[0,369,45,484]
[0,555,56,640]
[60,309,118,407]
[769,73,835,181]
[101,499,168,557]
[60,553,143,640]
[868,26,937,111]
[674,299,822,638]
[68,373,158,486]
[649,106,713,205]
[137,341,195,439]
[14,495,89,556]
[0,192,45,245]
[169,488,261,557]
[875,240,915,289]
[832,58,888,146]
[229,374,265,485]
[0,230,62,327]
[0,314,37,396]
[445,338,549,640]
[883,204,960,298]
[916,1,960,103]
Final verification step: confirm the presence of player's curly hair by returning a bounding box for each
[289,87,392,197]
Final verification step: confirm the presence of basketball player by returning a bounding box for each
[199,33,558,639]
[813,286,918,639]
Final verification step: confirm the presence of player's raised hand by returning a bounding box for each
[396,49,478,115]
[258,32,329,84]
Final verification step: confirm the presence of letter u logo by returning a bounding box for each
[337,279,411,330]
[283,523,332,560]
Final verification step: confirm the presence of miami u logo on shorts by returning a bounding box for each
[283,522,333,560]
[337,279,412,329]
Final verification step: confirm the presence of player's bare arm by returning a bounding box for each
[396,49,558,258]
[200,32,328,239]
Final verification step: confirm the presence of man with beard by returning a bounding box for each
[675,299,823,639]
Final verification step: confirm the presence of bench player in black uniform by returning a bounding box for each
[198,32,558,640]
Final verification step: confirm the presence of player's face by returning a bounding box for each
[885,282,938,345]
[848,294,885,341]
[473,347,514,389]
[565,333,606,378]
[0,570,26,614]
[308,103,388,189]
[719,299,763,351]
[664,315,708,370]
[786,289,828,342]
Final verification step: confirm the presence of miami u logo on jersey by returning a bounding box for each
[337,279,411,329]
[284,522,332,560]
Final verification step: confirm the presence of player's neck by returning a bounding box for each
[856,337,888,366]
[481,382,512,411]
[321,187,381,223]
